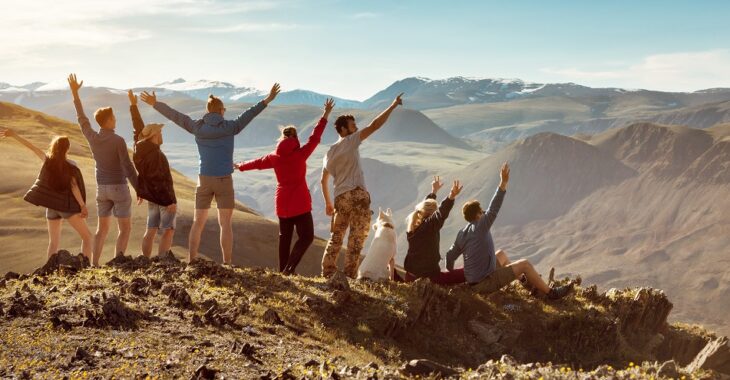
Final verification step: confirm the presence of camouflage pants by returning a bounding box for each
[321,188,371,278]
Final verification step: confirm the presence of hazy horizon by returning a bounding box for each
[3,0,730,100]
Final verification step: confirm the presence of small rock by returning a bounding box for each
[262,308,283,325]
[50,316,72,331]
[4,272,20,281]
[191,364,217,380]
[303,359,319,367]
[657,360,679,379]
[400,359,458,377]
[500,354,517,366]
[326,271,350,292]
[365,361,379,370]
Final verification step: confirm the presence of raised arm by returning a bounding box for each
[295,98,334,159]
[141,91,196,134]
[129,90,144,143]
[227,83,280,136]
[360,93,403,141]
[68,73,98,143]
[235,153,276,172]
[0,127,46,161]
[477,162,509,232]
[321,167,334,216]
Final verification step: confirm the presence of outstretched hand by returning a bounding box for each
[324,97,335,114]
[392,92,404,108]
[264,83,281,105]
[67,73,83,94]
[431,175,444,194]
[0,127,14,139]
[140,91,157,106]
[128,90,137,106]
[449,180,463,200]
[499,162,510,190]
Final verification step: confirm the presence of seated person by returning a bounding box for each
[445,163,574,300]
[403,176,465,285]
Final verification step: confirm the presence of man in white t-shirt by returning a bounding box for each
[320,93,404,278]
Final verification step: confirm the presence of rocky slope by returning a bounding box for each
[1,251,729,379]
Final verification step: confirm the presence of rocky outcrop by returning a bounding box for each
[33,250,89,276]
[687,337,730,376]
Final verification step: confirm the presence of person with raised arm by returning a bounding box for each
[403,176,465,285]
[140,84,280,264]
[0,127,92,260]
[128,90,177,258]
[445,163,575,300]
[68,74,138,266]
[320,93,404,278]
[235,98,335,274]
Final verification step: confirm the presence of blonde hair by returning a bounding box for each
[405,199,438,233]
[279,125,297,141]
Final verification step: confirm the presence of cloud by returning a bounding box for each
[185,23,298,34]
[0,0,283,67]
[541,49,730,91]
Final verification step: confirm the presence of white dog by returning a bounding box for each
[358,208,397,281]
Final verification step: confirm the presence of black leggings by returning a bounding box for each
[278,212,314,274]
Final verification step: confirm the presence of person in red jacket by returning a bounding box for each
[235,98,335,274]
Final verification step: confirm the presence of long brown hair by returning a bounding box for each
[46,136,72,192]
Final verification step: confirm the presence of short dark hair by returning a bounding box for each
[334,114,355,134]
[207,95,224,112]
[462,200,482,222]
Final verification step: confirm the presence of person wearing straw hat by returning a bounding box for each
[128,90,177,258]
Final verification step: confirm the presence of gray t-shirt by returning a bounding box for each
[323,131,367,198]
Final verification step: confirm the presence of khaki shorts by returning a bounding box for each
[196,175,235,209]
[471,266,517,294]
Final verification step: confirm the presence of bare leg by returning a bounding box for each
[158,229,174,255]
[115,217,131,256]
[188,208,209,262]
[508,259,550,294]
[67,214,93,259]
[217,208,234,264]
[496,249,511,267]
[142,228,157,257]
[93,216,111,266]
[47,219,62,258]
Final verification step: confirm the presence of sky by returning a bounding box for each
[2,0,729,100]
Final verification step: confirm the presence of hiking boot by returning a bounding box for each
[547,282,575,300]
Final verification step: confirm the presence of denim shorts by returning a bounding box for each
[96,184,132,218]
[46,208,77,220]
[147,202,177,232]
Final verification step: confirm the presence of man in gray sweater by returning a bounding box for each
[446,162,574,300]
[68,74,138,266]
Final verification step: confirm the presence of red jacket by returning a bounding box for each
[237,118,327,218]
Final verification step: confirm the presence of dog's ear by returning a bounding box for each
[386,208,392,216]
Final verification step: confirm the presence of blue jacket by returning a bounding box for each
[446,188,506,284]
[154,100,267,176]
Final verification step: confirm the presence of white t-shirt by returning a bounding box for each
[323,131,367,198]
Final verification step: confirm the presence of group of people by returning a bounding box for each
[0,73,574,300]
